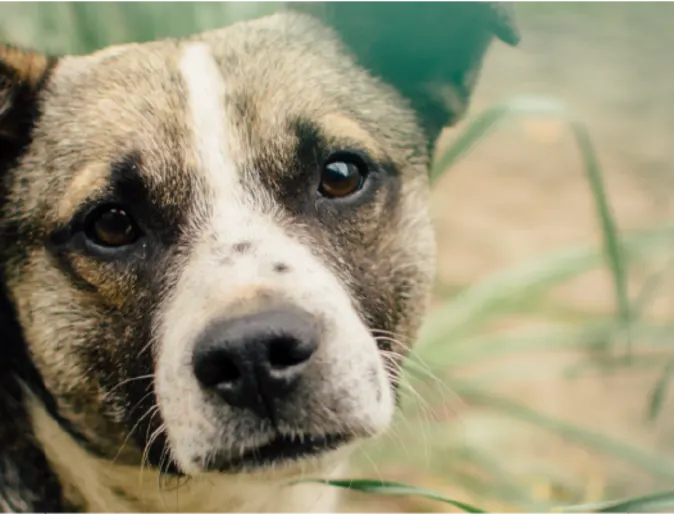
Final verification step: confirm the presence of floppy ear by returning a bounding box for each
[0,45,57,173]
[287,2,519,145]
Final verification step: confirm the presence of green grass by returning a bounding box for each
[338,98,674,511]
[2,3,672,512]
[308,480,674,513]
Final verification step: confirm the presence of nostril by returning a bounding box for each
[193,351,242,389]
[217,357,241,383]
[267,334,317,370]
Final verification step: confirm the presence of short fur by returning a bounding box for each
[0,5,517,512]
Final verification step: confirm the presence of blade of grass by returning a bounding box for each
[449,382,674,481]
[569,120,630,353]
[414,321,674,374]
[564,352,674,380]
[418,225,674,354]
[431,97,631,354]
[297,479,485,513]
[561,489,674,512]
[429,97,568,183]
[463,352,674,389]
[450,445,551,509]
[360,418,556,510]
[631,253,674,321]
[647,358,674,422]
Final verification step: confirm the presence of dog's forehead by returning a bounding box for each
[34,12,422,221]
[45,11,409,158]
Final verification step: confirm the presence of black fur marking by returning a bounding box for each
[0,51,68,513]
[0,274,67,512]
[0,53,57,174]
[233,241,252,253]
[273,262,289,273]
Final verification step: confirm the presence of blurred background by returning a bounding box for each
[2,2,673,512]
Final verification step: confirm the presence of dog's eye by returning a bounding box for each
[85,205,139,247]
[318,153,368,198]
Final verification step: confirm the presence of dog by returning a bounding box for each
[0,3,518,512]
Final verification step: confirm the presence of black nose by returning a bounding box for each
[192,307,320,419]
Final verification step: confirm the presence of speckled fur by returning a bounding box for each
[0,7,517,512]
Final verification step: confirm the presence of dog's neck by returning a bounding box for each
[27,395,346,512]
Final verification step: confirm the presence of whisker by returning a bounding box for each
[112,400,158,466]
[373,328,469,463]
[139,416,164,488]
[105,374,154,397]
[380,358,433,466]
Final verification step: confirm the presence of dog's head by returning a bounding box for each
[0,3,517,487]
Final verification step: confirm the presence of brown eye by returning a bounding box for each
[318,155,368,198]
[86,206,138,247]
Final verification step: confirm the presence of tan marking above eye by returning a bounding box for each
[0,45,51,89]
[319,113,384,160]
[58,163,111,221]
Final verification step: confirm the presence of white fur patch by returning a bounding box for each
[180,43,239,197]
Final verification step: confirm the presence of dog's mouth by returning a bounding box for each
[209,432,352,472]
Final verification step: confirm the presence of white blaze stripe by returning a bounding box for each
[179,43,239,198]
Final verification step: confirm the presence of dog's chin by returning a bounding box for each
[162,432,355,477]
[204,432,353,474]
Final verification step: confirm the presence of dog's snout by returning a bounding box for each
[192,308,320,418]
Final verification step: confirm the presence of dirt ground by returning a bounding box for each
[345,4,674,512]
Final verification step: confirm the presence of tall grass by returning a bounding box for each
[2,3,672,512]
[342,99,674,511]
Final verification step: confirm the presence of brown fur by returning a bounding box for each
[0,5,517,512]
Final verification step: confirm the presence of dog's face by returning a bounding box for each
[0,4,517,491]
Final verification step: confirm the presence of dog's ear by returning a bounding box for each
[0,46,57,171]
[287,2,519,145]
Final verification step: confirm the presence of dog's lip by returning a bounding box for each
[209,432,352,472]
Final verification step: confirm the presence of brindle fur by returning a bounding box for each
[0,5,517,512]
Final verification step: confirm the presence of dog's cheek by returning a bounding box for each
[64,255,141,311]
[75,271,169,463]
[331,176,435,374]
[6,252,156,460]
